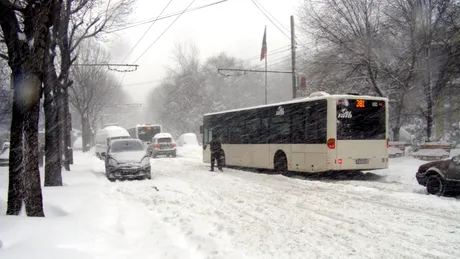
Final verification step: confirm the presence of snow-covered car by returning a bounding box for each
[2,141,10,151]
[0,147,9,166]
[415,155,460,196]
[101,138,151,182]
[148,133,176,158]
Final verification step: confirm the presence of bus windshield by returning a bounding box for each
[336,99,386,140]
[137,126,161,142]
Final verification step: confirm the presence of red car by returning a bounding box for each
[416,155,460,196]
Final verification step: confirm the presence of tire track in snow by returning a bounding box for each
[115,153,460,259]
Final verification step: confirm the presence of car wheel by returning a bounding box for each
[426,174,446,196]
[172,152,176,158]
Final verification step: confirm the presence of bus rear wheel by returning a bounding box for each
[274,152,288,174]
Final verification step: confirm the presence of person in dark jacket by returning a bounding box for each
[209,137,223,172]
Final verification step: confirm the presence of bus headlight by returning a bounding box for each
[140,157,150,167]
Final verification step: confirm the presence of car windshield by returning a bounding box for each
[110,140,144,153]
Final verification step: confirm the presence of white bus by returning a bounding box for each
[127,124,162,145]
[201,92,389,173]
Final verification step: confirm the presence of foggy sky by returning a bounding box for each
[107,0,303,103]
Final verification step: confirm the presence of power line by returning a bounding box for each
[122,0,174,63]
[218,68,292,75]
[107,0,228,34]
[133,0,197,63]
[244,45,291,63]
[123,79,162,87]
[250,0,291,40]
[253,0,290,34]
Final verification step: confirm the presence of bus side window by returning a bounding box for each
[260,118,269,144]
[291,114,305,143]
[246,118,261,144]
[270,116,290,143]
[305,101,327,143]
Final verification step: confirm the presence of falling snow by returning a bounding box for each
[1,146,460,259]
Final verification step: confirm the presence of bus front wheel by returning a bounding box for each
[274,152,287,174]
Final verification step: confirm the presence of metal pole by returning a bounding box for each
[291,15,296,99]
[265,46,268,105]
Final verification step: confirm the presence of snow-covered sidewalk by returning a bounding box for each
[1,147,460,259]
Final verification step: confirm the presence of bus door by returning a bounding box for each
[202,127,212,163]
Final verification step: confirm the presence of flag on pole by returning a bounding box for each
[260,26,267,61]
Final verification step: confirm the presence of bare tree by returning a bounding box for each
[69,40,124,151]
[297,0,460,141]
[298,0,387,96]
[0,0,60,217]
[43,0,134,185]
[0,59,12,126]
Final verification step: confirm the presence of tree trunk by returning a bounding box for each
[64,88,73,165]
[81,112,91,152]
[426,102,434,142]
[7,72,25,215]
[391,92,406,141]
[22,74,45,217]
[43,81,63,186]
[7,72,45,217]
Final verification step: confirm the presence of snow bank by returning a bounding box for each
[388,147,403,156]
[412,149,450,156]
[0,151,202,259]
[1,147,460,258]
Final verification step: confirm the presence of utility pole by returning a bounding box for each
[291,15,297,99]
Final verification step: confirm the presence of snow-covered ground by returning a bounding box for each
[1,146,460,258]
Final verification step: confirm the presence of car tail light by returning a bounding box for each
[327,138,335,149]
[338,158,343,164]
[386,138,389,148]
[154,143,160,147]
[172,143,176,147]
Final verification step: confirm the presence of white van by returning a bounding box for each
[178,133,199,147]
[95,125,131,159]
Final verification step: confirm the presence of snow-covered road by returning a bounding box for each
[1,146,460,259]
[116,146,460,259]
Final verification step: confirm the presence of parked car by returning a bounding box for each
[0,147,8,166]
[416,155,460,196]
[148,133,176,158]
[1,141,9,151]
[101,138,151,182]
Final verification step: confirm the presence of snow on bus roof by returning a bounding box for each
[136,124,161,127]
[204,93,388,116]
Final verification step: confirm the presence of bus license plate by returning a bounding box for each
[355,159,369,164]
